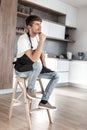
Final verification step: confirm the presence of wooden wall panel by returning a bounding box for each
[0,0,17,89]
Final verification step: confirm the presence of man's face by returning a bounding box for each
[29,21,42,34]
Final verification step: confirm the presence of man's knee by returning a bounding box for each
[33,62,42,71]
[53,72,59,79]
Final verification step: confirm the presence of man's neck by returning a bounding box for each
[29,32,37,38]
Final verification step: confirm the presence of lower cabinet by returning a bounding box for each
[69,61,87,86]
[58,72,69,83]
[46,58,69,84]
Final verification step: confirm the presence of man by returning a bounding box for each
[15,15,59,109]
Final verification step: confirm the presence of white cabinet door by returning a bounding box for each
[69,61,87,86]
[57,60,69,83]
[58,72,69,83]
[42,20,65,39]
[57,60,69,72]
[48,22,65,39]
[46,58,58,71]
[65,5,77,27]
[41,20,49,36]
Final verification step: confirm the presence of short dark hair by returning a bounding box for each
[26,15,42,26]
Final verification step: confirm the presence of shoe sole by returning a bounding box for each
[38,105,56,110]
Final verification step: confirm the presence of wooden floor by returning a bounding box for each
[0,86,87,130]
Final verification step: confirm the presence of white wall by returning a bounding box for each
[67,7,87,60]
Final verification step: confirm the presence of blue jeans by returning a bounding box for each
[15,62,59,101]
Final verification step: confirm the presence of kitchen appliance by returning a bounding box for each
[67,52,72,60]
[78,52,85,60]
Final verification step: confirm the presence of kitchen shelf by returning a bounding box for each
[17,11,64,26]
[17,11,30,17]
[16,30,75,43]
[18,0,66,25]
[18,0,66,16]
[65,25,76,42]
[16,30,25,34]
[66,25,76,30]
[47,36,75,43]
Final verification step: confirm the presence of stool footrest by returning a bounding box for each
[30,108,49,113]
[13,99,22,106]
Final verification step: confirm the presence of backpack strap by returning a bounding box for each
[27,33,33,49]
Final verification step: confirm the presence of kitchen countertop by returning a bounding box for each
[46,57,87,62]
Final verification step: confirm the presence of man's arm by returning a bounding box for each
[40,51,53,73]
[40,51,46,67]
[25,33,46,62]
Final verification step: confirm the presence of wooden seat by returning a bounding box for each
[9,77,52,129]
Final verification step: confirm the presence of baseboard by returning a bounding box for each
[68,82,87,89]
[56,82,69,87]
[56,82,87,89]
[0,88,13,95]
[0,88,22,95]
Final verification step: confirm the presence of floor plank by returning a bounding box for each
[0,86,87,130]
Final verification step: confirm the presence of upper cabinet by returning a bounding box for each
[42,20,65,39]
[65,5,77,28]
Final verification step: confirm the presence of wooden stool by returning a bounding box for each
[9,77,52,130]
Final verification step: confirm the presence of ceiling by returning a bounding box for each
[60,0,87,7]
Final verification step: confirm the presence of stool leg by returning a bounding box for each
[9,79,18,120]
[22,79,31,130]
[47,109,53,124]
[38,78,44,94]
[29,99,32,113]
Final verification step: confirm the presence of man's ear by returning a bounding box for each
[25,25,31,33]
[25,26,28,33]
[27,25,32,30]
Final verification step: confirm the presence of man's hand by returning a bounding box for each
[38,32,46,43]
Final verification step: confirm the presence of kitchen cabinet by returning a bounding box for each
[65,5,77,28]
[46,58,58,71]
[0,0,17,89]
[69,61,87,87]
[58,72,69,83]
[57,60,69,72]
[45,58,69,84]
[43,59,87,87]
[42,20,65,40]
